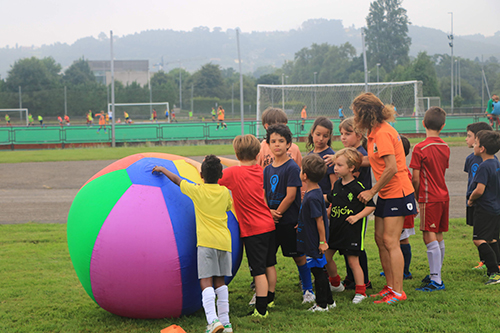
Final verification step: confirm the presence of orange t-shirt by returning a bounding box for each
[257,140,302,169]
[218,109,225,121]
[301,108,307,119]
[367,121,414,199]
[97,114,106,125]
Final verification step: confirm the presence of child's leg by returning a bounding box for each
[489,240,500,265]
[400,238,412,276]
[437,232,445,268]
[423,231,442,284]
[347,255,366,296]
[476,241,499,275]
[200,277,218,325]
[374,216,393,288]
[214,277,230,326]
[310,267,333,308]
[265,265,277,303]
[254,274,269,314]
[293,255,313,294]
[325,249,340,286]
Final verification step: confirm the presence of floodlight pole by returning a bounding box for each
[179,64,183,112]
[448,12,454,113]
[110,30,116,148]
[236,28,244,135]
[64,86,67,116]
[362,28,368,92]
[282,74,285,111]
[18,86,22,109]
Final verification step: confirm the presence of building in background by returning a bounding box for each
[88,60,149,86]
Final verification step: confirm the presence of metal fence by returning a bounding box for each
[0,115,488,148]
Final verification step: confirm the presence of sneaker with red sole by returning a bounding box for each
[370,285,390,298]
[374,291,407,304]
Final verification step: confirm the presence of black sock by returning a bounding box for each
[478,243,499,274]
[311,267,333,308]
[400,243,412,275]
[490,242,500,265]
[267,291,275,304]
[359,250,370,283]
[255,296,267,315]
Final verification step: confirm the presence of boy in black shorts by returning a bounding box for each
[467,130,500,284]
[263,124,315,304]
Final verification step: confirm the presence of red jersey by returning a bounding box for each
[409,136,450,203]
[218,164,275,238]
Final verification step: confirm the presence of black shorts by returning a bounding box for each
[466,205,474,227]
[374,192,417,218]
[337,248,363,257]
[275,223,303,257]
[243,230,277,276]
[473,206,500,241]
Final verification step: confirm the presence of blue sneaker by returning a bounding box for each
[403,272,413,280]
[416,280,445,291]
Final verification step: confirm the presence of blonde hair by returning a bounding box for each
[232,134,261,161]
[335,147,362,172]
[351,93,395,131]
[261,107,288,126]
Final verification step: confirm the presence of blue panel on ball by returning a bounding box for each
[226,211,243,285]
[126,157,178,187]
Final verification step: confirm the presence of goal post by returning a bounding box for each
[417,97,441,110]
[108,102,170,123]
[256,81,423,136]
[0,108,29,126]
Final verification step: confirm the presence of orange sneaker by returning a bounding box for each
[374,291,407,304]
[472,262,486,270]
[370,285,390,298]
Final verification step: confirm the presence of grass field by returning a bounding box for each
[0,136,467,164]
[1,219,499,333]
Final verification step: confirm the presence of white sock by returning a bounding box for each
[439,240,445,267]
[202,287,217,325]
[215,285,230,326]
[426,241,442,284]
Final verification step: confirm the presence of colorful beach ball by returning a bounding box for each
[67,153,243,319]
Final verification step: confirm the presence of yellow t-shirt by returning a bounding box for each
[180,180,233,252]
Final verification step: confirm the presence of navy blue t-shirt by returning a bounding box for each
[297,188,329,258]
[308,147,335,194]
[471,158,500,215]
[263,159,302,225]
[464,152,498,199]
[356,145,372,190]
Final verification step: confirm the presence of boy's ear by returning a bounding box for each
[199,171,204,179]
[264,124,269,130]
[439,123,445,131]
[286,142,292,150]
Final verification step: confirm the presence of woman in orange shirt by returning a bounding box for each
[300,105,307,131]
[352,93,417,305]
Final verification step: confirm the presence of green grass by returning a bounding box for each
[1,136,467,164]
[1,219,499,332]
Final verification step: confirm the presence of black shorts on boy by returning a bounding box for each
[244,230,277,277]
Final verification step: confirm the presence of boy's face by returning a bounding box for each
[334,155,354,179]
[466,131,475,148]
[269,133,291,158]
[473,137,484,156]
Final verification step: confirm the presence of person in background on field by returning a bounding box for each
[38,115,45,128]
[464,122,496,270]
[301,105,307,131]
[153,155,234,333]
[297,154,336,312]
[96,111,107,133]
[28,113,34,126]
[58,116,63,128]
[172,110,178,123]
[165,108,169,121]
[352,92,417,305]
[216,106,227,130]
[338,105,344,121]
[64,115,70,126]
[324,148,376,304]
[467,130,500,285]
[212,107,217,122]
[124,111,131,125]
[108,109,113,123]
[87,110,93,127]
[485,94,499,130]
[5,114,11,126]
[189,110,193,120]
[152,109,158,123]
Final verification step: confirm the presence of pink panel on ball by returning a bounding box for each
[90,184,182,319]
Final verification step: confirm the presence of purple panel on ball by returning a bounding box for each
[90,184,183,319]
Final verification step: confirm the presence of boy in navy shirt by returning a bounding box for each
[468,130,500,284]
[263,124,315,304]
[297,154,335,311]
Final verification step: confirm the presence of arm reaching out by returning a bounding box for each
[152,166,182,186]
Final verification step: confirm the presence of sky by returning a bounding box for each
[2,0,499,48]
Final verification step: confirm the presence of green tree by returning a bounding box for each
[191,63,225,99]
[365,0,411,72]
[63,58,96,86]
[390,52,440,97]
[6,56,62,92]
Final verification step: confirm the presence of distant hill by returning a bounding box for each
[1,19,499,80]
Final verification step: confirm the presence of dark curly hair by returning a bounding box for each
[351,93,395,132]
[266,124,292,145]
[201,154,223,184]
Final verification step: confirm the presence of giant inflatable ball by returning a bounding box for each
[67,153,243,319]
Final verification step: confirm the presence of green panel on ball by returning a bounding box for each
[67,169,132,302]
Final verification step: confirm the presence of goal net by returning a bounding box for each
[0,108,29,126]
[108,102,170,123]
[418,97,441,111]
[256,81,423,136]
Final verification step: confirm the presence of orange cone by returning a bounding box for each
[161,324,186,333]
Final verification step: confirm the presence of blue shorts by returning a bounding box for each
[306,255,327,269]
[374,192,417,218]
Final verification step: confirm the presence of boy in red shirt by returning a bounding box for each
[410,107,450,291]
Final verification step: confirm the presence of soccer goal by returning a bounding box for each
[108,102,170,123]
[0,108,29,126]
[418,97,441,111]
[256,81,423,136]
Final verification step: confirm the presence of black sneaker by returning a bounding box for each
[343,279,355,290]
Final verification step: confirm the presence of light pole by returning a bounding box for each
[376,63,380,83]
[313,72,317,114]
[448,12,454,113]
[282,73,285,111]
